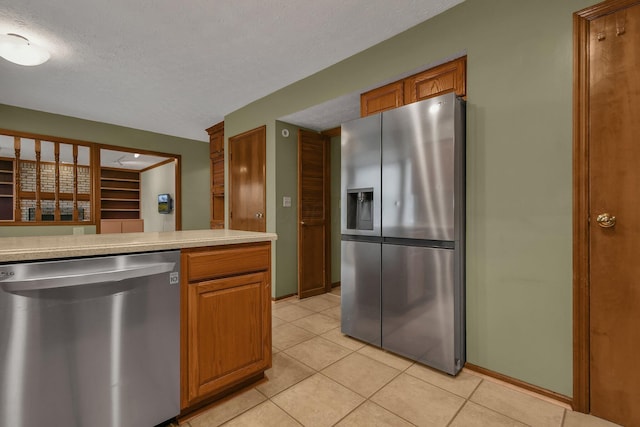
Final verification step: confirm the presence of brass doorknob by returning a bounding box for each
[596,213,616,228]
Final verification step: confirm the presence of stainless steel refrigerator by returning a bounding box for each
[341,92,465,375]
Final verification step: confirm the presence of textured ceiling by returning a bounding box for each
[0,0,463,142]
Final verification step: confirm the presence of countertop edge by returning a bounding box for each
[0,230,278,263]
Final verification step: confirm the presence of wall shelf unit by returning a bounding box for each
[0,158,14,221]
[100,167,141,220]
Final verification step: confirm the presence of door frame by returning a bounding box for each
[572,0,640,413]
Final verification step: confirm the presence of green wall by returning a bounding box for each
[272,123,342,298]
[0,104,210,233]
[225,0,593,396]
[274,120,301,298]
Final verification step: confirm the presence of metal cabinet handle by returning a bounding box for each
[596,212,616,228]
[255,211,264,219]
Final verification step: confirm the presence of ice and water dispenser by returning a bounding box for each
[346,188,374,230]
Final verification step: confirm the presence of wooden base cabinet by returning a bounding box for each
[180,242,271,413]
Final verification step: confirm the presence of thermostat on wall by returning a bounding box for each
[158,193,173,214]
[281,129,290,138]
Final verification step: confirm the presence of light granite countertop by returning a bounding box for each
[0,229,277,263]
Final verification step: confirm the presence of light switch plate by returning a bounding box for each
[283,196,292,207]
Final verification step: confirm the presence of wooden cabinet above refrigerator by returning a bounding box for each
[360,56,466,117]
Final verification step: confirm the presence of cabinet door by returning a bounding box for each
[360,81,404,117]
[404,57,466,103]
[186,271,271,404]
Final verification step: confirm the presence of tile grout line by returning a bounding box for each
[445,399,469,427]
[280,336,355,371]
[465,376,538,426]
[466,376,484,400]
[400,368,482,401]
[266,390,307,426]
[329,399,369,426]
[466,400,535,427]
[214,391,267,427]
[362,372,421,426]
[466,376,566,426]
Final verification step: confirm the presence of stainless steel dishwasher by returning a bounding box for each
[0,250,180,427]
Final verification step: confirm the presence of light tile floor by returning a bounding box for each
[182,288,620,427]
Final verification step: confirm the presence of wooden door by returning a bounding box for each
[298,129,330,299]
[229,126,266,232]
[575,2,640,425]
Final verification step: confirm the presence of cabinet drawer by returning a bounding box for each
[184,242,270,281]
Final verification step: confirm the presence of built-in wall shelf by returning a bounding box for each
[0,158,14,221]
[100,167,140,220]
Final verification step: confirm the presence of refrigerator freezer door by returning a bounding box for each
[341,114,382,237]
[341,239,381,346]
[382,244,461,374]
[382,93,457,241]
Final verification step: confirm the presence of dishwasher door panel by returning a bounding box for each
[341,239,381,346]
[381,244,459,374]
[0,250,180,427]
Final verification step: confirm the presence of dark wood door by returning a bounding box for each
[229,125,266,232]
[587,4,640,425]
[298,129,330,299]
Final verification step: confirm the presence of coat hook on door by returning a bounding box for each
[616,10,626,36]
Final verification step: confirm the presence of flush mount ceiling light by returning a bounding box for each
[0,33,50,66]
